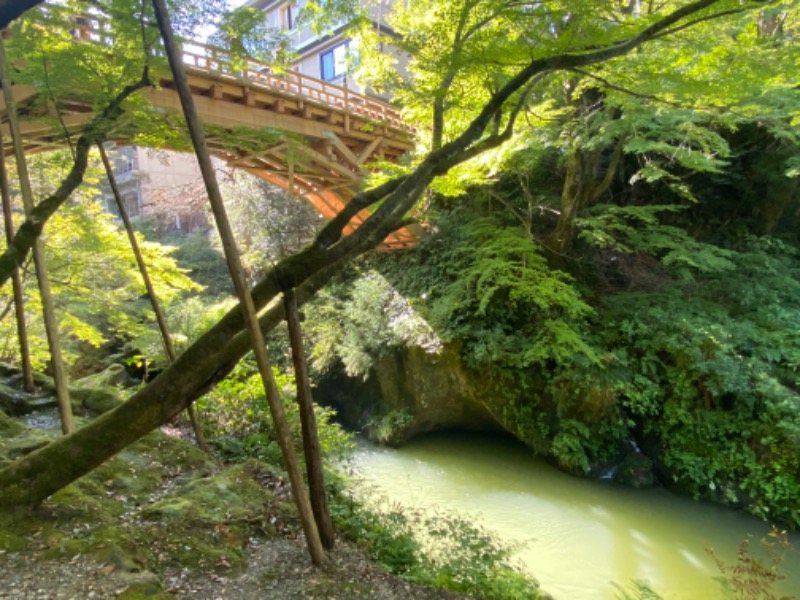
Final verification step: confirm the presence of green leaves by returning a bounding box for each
[577,204,738,277]
[381,212,596,372]
[0,151,200,369]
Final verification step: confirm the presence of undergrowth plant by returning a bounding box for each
[327,476,544,600]
[197,360,354,465]
[707,528,796,600]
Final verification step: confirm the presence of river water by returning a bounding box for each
[349,432,800,599]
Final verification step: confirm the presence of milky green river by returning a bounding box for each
[349,432,800,599]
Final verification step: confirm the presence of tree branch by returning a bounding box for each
[570,68,686,108]
[0,68,152,289]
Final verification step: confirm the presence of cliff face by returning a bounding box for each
[314,344,503,446]
[313,343,655,488]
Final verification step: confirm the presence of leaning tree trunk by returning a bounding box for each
[151,0,325,565]
[0,267,335,507]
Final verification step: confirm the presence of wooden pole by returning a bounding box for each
[0,129,34,392]
[150,0,326,566]
[283,287,335,549]
[97,143,208,451]
[0,37,73,433]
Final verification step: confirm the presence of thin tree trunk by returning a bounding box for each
[283,287,335,550]
[97,143,208,451]
[150,0,326,566]
[0,69,151,289]
[0,130,34,393]
[0,37,72,433]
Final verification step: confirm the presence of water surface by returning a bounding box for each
[350,432,800,599]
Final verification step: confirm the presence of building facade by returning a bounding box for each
[245,0,398,93]
[102,146,209,233]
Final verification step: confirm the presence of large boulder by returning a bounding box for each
[316,344,503,445]
[74,364,132,389]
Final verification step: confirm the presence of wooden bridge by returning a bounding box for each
[0,11,420,249]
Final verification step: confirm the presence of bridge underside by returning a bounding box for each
[0,62,421,249]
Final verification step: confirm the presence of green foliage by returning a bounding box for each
[365,409,413,445]
[550,419,593,475]
[422,513,538,599]
[158,230,231,297]
[589,235,800,526]
[216,171,322,282]
[390,211,595,372]
[208,7,291,70]
[304,269,441,378]
[0,153,199,370]
[329,489,421,575]
[197,361,354,465]
[577,204,738,278]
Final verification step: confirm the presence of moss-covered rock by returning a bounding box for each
[70,386,123,415]
[0,526,27,551]
[0,382,57,416]
[0,418,57,469]
[0,423,289,583]
[117,574,174,600]
[74,364,132,389]
[146,459,290,526]
[318,344,503,446]
[137,459,294,575]
[614,452,656,489]
[0,408,25,436]
[0,361,129,416]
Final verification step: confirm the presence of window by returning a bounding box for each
[320,40,350,81]
[280,4,294,30]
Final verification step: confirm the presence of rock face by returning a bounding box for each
[316,345,502,445]
[614,452,657,489]
[315,344,664,492]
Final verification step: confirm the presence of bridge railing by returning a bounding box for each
[179,45,408,131]
[52,8,411,133]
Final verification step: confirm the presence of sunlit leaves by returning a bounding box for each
[208,7,292,70]
[0,151,199,369]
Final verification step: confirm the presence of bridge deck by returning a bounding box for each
[0,9,421,249]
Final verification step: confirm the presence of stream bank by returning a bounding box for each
[0,404,475,600]
[350,432,800,600]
